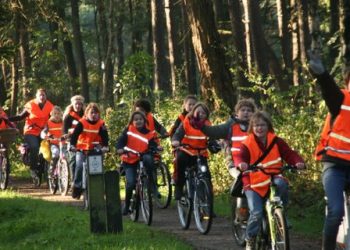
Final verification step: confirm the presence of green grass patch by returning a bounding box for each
[0,191,191,250]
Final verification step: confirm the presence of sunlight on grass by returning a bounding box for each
[0,191,191,250]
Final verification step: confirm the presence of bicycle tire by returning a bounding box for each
[140,176,153,225]
[155,162,172,209]
[231,197,248,246]
[130,189,140,222]
[0,154,9,190]
[193,178,213,234]
[256,214,270,250]
[48,166,58,194]
[177,183,192,229]
[58,159,70,196]
[271,208,289,250]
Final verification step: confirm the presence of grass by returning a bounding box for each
[0,191,192,250]
[213,192,323,238]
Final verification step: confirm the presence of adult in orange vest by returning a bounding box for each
[172,102,219,200]
[62,95,85,181]
[69,103,109,199]
[41,106,63,172]
[116,111,160,215]
[309,51,350,250]
[234,111,305,249]
[9,88,54,181]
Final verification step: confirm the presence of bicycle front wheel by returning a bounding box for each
[155,162,172,209]
[130,189,140,222]
[271,208,289,250]
[58,159,70,196]
[177,183,192,229]
[48,165,58,194]
[0,155,9,190]
[231,197,248,246]
[140,177,153,225]
[193,178,213,234]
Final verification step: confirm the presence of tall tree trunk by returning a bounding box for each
[291,0,300,86]
[297,0,311,68]
[242,0,253,74]
[10,58,19,115]
[228,0,251,97]
[116,11,125,73]
[165,0,176,95]
[129,0,144,52]
[0,64,6,105]
[181,1,197,94]
[340,0,350,63]
[71,0,89,102]
[183,0,237,110]
[151,0,170,93]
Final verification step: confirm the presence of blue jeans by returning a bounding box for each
[245,177,289,239]
[73,151,85,188]
[24,134,40,171]
[322,162,350,250]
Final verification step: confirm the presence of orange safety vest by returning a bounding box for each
[181,117,210,157]
[230,123,248,160]
[23,99,54,136]
[121,125,156,164]
[321,90,350,161]
[315,113,331,161]
[145,112,155,133]
[169,113,186,136]
[76,118,105,150]
[68,111,83,134]
[47,120,63,145]
[243,132,283,197]
[0,119,6,129]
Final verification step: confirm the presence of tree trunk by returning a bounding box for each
[10,58,19,115]
[242,0,253,74]
[227,0,251,97]
[183,0,237,110]
[71,0,89,102]
[297,0,311,68]
[340,0,350,63]
[164,0,176,95]
[291,0,300,86]
[151,0,170,93]
[329,0,339,63]
[129,0,144,52]
[0,64,6,105]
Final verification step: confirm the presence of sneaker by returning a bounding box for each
[246,237,256,250]
[72,187,82,199]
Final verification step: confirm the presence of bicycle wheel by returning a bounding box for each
[256,214,270,250]
[0,154,9,190]
[48,165,58,194]
[140,176,153,225]
[58,159,70,196]
[193,178,213,234]
[177,183,192,229]
[154,162,172,209]
[271,208,289,250]
[130,189,140,222]
[231,197,248,246]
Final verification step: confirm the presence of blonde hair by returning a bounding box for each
[248,111,274,133]
[234,98,257,114]
[49,106,63,122]
[70,95,85,104]
[84,103,101,117]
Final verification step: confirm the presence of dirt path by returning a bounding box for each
[9,177,321,250]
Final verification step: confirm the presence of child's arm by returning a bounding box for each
[115,128,128,153]
[98,123,109,146]
[169,117,182,138]
[171,124,185,147]
[69,122,83,146]
[201,118,234,139]
[153,117,168,137]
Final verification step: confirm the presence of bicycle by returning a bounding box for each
[122,148,154,226]
[153,152,172,209]
[175,144,213,235]
[244,165,296,250]
[0,128,18,190]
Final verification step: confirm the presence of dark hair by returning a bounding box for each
[134,99,152,113]
[187,102,210,119]
[128,111,147,126]
[234,98,257,114]
[248,111,274,133]
[183,95,197,104]
[84,103,100,116]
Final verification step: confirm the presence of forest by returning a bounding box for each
[0,0,350,208]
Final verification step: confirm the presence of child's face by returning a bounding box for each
[52,110,62,121]
[133,114,145,129]
[87,109,99,122]
[194,106,207,121]
[237,106,253,121]
[252,118,268,140]
[184,98,197,113]
[73,101,83,112]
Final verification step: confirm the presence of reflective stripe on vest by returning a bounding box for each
[68,111,82,134]
[324,90,350,161]
[76,118,104,150]
[230,123,248,159]
[47,120,63,145]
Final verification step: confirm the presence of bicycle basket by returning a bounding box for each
[0,128,18,145]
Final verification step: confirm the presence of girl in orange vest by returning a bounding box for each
[69,103,109,199]
[62,95,85,181]
[116,111,160,215]
[0,106,15,129]
[9,88,54,182]
[171,102,218,200]
[41,106,63,172]
[234,111,305,249]
[309,51,350,250]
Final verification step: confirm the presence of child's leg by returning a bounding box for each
[123,164,137,214]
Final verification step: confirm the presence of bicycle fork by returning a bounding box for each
[266,186,284,247]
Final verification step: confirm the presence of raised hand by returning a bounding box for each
[307,50,325,75]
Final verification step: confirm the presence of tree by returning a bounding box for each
[340,0,350,63]
[183,0,237,110]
